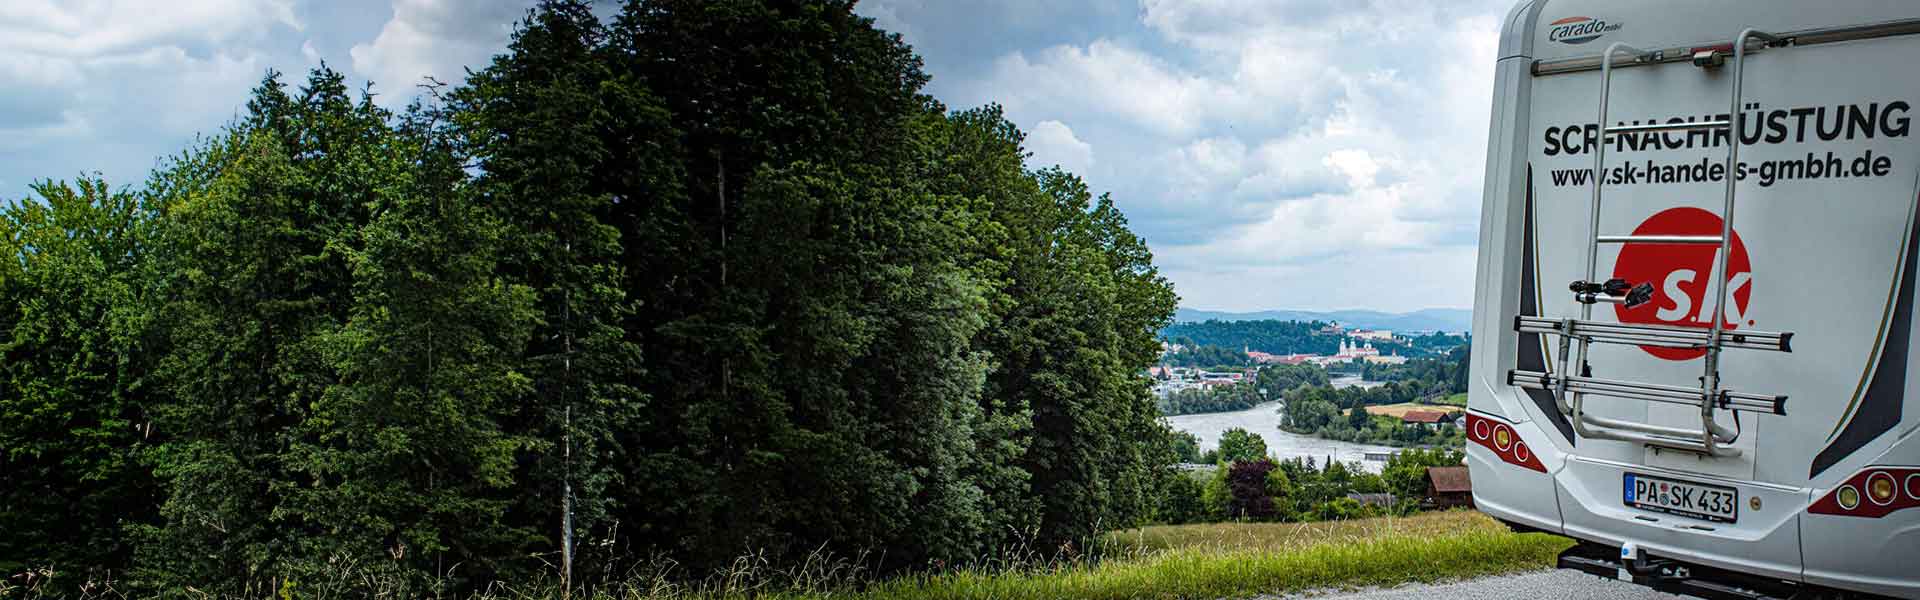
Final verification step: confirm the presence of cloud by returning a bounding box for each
[0,0,1508,314]
[924,0,1509,311]
[859,0,920,42]
[0,0,306,187]
[349,0,528,97]
[1164,245,1480,312]
[0,0,300,58]
[0,0,544,196]
[1027,120,1095,174]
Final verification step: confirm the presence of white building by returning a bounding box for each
[1336,339,1380,358]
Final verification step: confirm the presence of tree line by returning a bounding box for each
[0,1,1178,595]
[1360,344,1470,393]
[1159,343,1254,367]
[1280,345,1471,446]
[1156,363,1327,416]
[1155,429,1465,524]
[1161,320,1431,358]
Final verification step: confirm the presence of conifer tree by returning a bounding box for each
[451,1,646,582]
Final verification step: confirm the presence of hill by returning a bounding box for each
[1174,307,1472,333]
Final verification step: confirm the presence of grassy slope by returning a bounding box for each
[1363,403,1465,418]
[462,511,1569,599]
[799,512,1571,600]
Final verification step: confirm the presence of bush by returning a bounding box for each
[1313,498,1365,521]
[1225,460,1281,521]
[1157,471,1207,525]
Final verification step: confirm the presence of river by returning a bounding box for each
[1163,375,1398,473]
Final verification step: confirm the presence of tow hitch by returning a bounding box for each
[1556,542,1834,600]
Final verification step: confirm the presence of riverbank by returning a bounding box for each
[1164,400,1399,472]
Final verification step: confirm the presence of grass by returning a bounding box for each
[14,512,1570,599]
[1438,393,1468,406]
[1363,402,1465,418]
[838,511,1570,600]
[1106,510,1508,554]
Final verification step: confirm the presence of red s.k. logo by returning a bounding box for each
[1611,207,1751,360]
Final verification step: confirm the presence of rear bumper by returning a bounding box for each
[1475,415,1920,599]
[1554,456,1806,583]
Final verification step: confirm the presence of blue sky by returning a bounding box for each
[0,0,1511,313]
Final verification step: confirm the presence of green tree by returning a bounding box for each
[451,1,650,580]
[0,177,161,578]
[1263,468,1295,522]
[1347,406,1372,430]
[946,110,1178,547]
[136,69,372,588]
[1169,430,1203,463]
[0,0,1190,588]
[1216,428,1268,463]
[1156,472,1206,525]
[135,66,551,594]
[1201,465,1231,521]
[277,98,543,589]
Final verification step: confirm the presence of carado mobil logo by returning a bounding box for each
[1549,16,1622,45]
[1612,207,1752,361]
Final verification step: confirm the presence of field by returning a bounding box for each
[517,511,1573,600]
[1438,392,1469,406]
[1364,402,1466,418]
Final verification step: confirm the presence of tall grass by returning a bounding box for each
[4,512,1572,600]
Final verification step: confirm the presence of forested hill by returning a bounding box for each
[1173,307,1471,332]
[0,1,1177,595]
[1162,319,1467,360]
[1164,319,1343,355]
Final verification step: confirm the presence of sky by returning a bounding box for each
[0,0,1513,313]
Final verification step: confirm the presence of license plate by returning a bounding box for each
[1623,472,1739,523]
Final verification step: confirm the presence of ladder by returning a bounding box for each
[1508,30,1795,457]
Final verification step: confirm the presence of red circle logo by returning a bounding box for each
[1611,207,1751,360]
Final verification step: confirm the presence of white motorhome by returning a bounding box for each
[1470,2,1920,598]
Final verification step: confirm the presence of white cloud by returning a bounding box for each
[858,0,921,42]
[0,0,297,181]
[1165,245,1480,312]
[986,40,1257,138]
[350,0,528,97]
[953,0,1510,310]
[1027,120,1095,175]
[1322,149,1381,189]
[0,0,299,58]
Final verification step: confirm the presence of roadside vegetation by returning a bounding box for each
[0,1,1183,596]
[1161,426,1467,526]
[1,512,1573,599]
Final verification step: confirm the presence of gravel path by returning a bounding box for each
[1262,569,1687,600]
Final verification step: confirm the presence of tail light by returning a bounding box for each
[1809,467,1920,517]
[1467,413,1546,472]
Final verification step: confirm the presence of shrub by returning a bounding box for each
[1225,460,1280,521]
[1157,471,1207,524]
